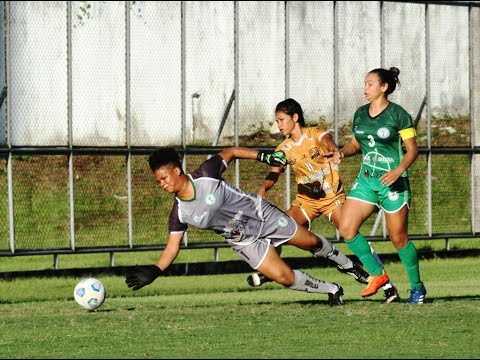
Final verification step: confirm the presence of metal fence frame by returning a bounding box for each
[0,1,479,268]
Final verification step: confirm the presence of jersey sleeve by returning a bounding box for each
[395,105,415,139]
[351,106,363,134]
[396,105,414,130]
[168,200,187,233]
[275,140,287,152]
[189,154,227,180]
[314,126,330,141]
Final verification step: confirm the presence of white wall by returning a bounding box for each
[3,1,476,147]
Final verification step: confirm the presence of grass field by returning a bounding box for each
[0,116,477,358]
[0,256,479,359]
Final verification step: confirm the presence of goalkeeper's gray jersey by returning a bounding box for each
[168,154,296,247]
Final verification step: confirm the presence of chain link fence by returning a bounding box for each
[0,1,479,261]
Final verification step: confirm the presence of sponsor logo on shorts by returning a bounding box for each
[377,127,390,139]
[222,211,245,235]
[388,191,399,201]
[363,153,394,165]
[205,193,216,206]
[277,215,289,228]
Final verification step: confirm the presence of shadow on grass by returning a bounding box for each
[2,249,480,280]
[282,294,480,306]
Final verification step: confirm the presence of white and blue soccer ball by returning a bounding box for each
[74,278,106,311]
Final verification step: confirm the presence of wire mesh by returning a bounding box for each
[12,155,70,249]
[0,156,7,250]
[1,1,478,256]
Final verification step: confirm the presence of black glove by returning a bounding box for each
[125,264,162,291]
[257,150,287,167]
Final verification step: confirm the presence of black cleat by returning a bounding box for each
[246,273,272,287]
[384,285,400,303]
[337,262,370,284]
[328,284,344,306]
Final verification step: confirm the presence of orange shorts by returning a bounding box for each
[291,190,345,223]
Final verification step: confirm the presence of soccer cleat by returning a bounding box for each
[246,273,272,287]
[337,262,370,284]
[408,286,427,304]
[361,270,390,297]
[328,284,344,306]
[384,285,400,303]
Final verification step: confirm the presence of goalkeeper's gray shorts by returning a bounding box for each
[227,201,297,270]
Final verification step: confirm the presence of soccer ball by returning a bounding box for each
[74,278,106,311]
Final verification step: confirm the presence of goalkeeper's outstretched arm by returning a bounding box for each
[257,169,282,199]
[156,232,183,271]
[125,232,183,291]
[217,146,287,167]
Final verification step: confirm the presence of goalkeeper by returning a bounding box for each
[125,146,363,306]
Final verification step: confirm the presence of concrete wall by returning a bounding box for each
[1,1,477,147]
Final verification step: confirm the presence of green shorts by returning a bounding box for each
[347,172,411,213]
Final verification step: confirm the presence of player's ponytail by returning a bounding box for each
[369,67,401,97]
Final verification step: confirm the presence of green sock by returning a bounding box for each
[397,240,423,290]
[345,233,384,276]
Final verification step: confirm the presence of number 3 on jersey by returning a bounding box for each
[368,134,375,147]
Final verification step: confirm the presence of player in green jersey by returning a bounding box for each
[333,67,426,304]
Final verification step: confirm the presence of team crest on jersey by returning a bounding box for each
[309,147,321,159]
[277,215,289,228]
[388,191,399,201]
[377,127,390,139]
[205,193,216,206]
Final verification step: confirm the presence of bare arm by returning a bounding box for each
[332,136,361,164]
[217,146,260,165]
[320,131,340,153]
[319,131,341,163]
[340,136,361,158]
[217,146,287,167]
[257,168,282,198]
[125,232,184,291]
[155,232,184,271]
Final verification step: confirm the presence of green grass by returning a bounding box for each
[0,257,479,359]
[0,237,478,273]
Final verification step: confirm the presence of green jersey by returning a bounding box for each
[352,102,413,179]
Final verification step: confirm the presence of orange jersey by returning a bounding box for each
[276,126,343,199]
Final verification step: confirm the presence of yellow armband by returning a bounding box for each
[399,127,416,140]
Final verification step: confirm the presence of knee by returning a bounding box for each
[338,223,356,241]
[391,234,409,250]
[272,270,295,287]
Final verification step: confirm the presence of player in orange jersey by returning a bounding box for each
[247,98,400,303]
